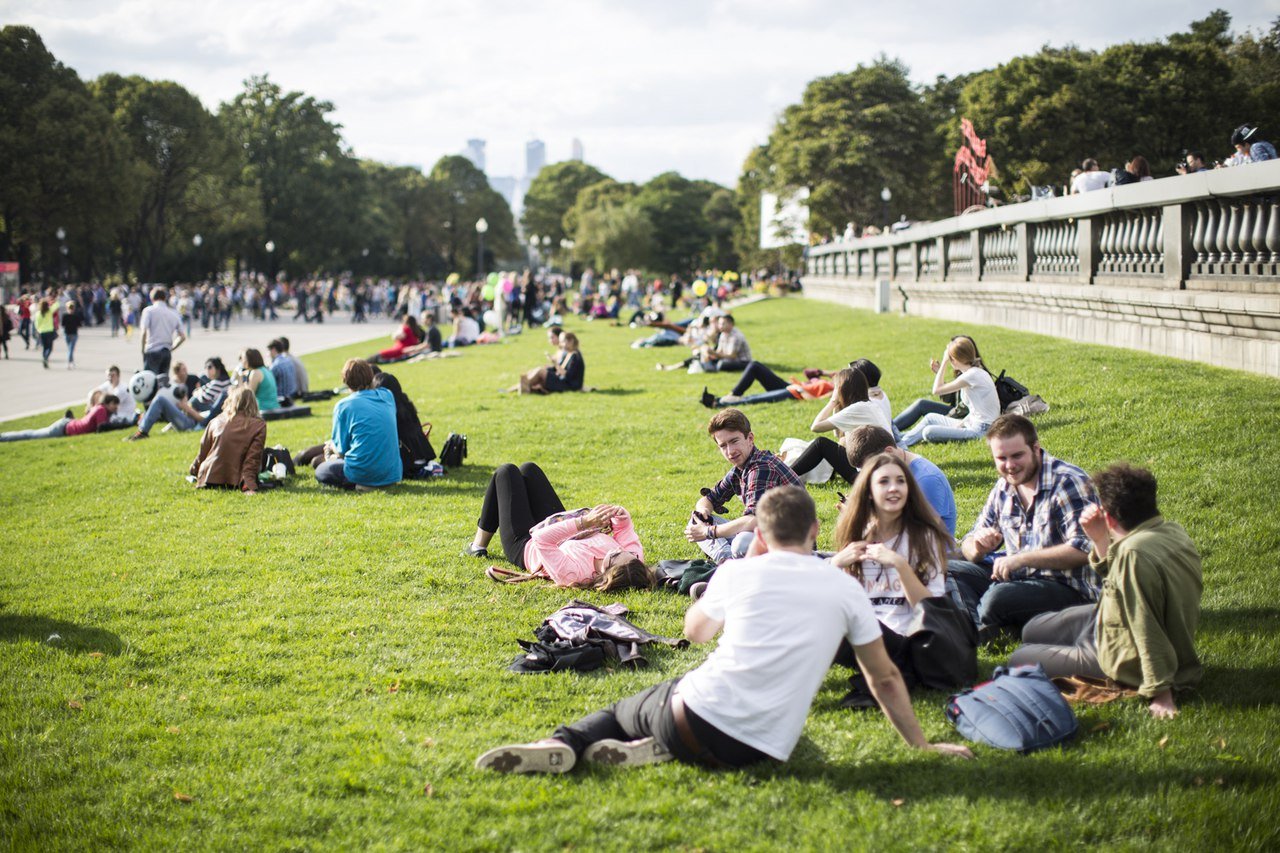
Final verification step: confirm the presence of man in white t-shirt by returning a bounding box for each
[1070,159,1112,194]
[139,286,186,375]
[87,365,138,425]
[475,487,972,774]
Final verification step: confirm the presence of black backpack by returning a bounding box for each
[440,432,467,468]
[993,370,1030,411]
[260,446,295,477]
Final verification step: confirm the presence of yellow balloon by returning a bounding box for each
[692,280,708,297]
[446,272,460,285]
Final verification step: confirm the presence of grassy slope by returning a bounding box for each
[1,297,1278,851]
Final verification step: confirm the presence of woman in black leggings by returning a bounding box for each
[466,462,567,564]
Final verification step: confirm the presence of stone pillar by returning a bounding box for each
[937,236,948,281]
[1164,203,1191,289]
[971,229,983,281]
[1078,217,1100,284]
[1016,222,1032,281]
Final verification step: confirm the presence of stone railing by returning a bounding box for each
[803,161,1280,377]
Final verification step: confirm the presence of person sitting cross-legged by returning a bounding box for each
[948,414,1098,640]
[315,358,402,491]
[1009,463,1202,719]
[475,486,972,774]
[684,408,803,563]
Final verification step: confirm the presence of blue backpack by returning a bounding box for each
[945,664,1078,753]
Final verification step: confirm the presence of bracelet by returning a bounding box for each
[710,525,717,540]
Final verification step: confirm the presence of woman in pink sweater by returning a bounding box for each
[466,462,654,590]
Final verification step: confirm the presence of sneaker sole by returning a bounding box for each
[584,737,672,767]
[474,743,575,774]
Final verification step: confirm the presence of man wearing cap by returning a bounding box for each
[475,486,972,774]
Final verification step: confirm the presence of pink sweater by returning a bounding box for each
[524,511,645,587]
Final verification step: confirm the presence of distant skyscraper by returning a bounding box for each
[464,138,486,173]
[571,138,584,162]
[489,176,518,207]
[525,139,546,179]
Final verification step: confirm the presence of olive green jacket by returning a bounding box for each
[1092,517,1203,697]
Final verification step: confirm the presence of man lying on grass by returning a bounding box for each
[475,486,973,774]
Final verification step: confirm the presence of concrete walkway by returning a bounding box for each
[0,311,389,422]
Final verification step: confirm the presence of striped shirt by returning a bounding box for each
[192,377,231,406]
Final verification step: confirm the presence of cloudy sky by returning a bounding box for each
[6,1,1277,186]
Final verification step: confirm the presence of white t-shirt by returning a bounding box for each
[91,380,137,421]
[856,533,947,635]
[140,302,184,353]
[828,399,892,434]
[956,366,1001,427]
[870,387,892,426]
[454,316,480,343]
[1071,170,1112,194]
[678,551,881,761]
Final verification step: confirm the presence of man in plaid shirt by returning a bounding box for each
[949,414,1098,637]
[685,408,803,563]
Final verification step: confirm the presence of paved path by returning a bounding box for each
[0,312,388,422]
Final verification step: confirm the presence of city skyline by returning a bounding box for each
[6,1,1277,186]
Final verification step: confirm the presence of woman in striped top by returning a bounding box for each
[191,357,233,415]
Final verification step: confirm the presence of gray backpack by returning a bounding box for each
[945,663,1078,753]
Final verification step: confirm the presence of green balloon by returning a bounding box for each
[482,283,496,301]
[487,272,500,287]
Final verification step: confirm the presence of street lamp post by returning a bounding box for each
[55,226,67,282]
[475,217,488,279]
[265,240,276,280]
[193,233,203,280]
[880,187,892,230]
[528,233,540,269]
[541,235,551,272]
[559,238,575,276]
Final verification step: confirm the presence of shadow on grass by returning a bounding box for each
[0,613,124,655]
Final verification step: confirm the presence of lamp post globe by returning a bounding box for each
[475,218,488,278]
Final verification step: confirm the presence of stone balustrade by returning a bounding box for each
[803,161,1280,377]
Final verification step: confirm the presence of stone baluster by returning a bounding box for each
[1121,214,1137,272]
[1191,202,1207,271]
[1226,202,1242,265]
[1215,200,1231,268]
[1238,202,1255,265]
[1250,201,1267,271]
[1101,214,1115,273]
[1203,202,1219,266]
[1268,203,1280,265]
[1150,210,1163,274]
[1056,224,1067,272]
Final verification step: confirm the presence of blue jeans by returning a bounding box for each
[139,395,198,435]
[728,388,794,406]
[900,413,988,447]
[316,458,355,489]
[948,559,1092,633]
[693,513,754,564]
[698,358,748,374]
[446,337,474,349]
[893,397,950,431]
[0,417,70,442]
[65,333,78,364]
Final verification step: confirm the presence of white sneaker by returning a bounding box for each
[689,581,708,601]
[687,362,705,374]
[584,737,672,767]
[474,740,576,774]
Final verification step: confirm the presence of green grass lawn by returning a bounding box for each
[2,296,1279,850]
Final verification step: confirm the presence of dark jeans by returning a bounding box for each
[552,678,769,769]
[39,331,56,360]
[790,436,856,483]
[143,347,172,376]
[316,458,354,489]
[701,358,748,374]
[730,361,788,397]
[477,462,565,567]
[1007,603,1105,680]
[893,398,950,431]
[948,559,1092,633]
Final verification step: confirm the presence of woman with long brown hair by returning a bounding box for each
[897,335,1000,447]
[787,366,892,483]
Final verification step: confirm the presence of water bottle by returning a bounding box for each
[272,462,287,480]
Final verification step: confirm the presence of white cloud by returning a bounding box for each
[8,0,1277,185]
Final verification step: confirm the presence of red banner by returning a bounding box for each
[0,262,18,274]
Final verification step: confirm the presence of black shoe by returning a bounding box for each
[700,387,717,409]
[64,409,74,419]
[838,674,878,710]
[463,544,488,558]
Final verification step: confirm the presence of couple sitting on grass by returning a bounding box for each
[503,326,585,394]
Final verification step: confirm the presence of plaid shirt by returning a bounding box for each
[970,450,1100,599]
[706,446,802,516]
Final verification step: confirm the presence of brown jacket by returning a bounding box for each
[189,414,267,491]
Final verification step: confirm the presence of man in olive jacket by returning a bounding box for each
[1009,463,1202,719]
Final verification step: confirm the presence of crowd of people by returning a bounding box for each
[0,265,1205,781]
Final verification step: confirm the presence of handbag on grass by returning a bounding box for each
[904,597,978,690]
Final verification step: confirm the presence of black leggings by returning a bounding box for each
[789,436,856,484]
[478,462,566,567]
[730,361,788,397]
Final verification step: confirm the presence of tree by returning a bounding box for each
[92,74,226,281]
[0,26,135,282]
[573,201,655,271]
[219,75,365,277]
[632,171,717,272]
[429,155,516,276]
[520,160,607,246]
[764,58,940,235]
[563,178,638,237]
[701,187,740,270]
[361,161,449,278]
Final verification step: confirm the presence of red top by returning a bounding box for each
[65,405,110,436]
